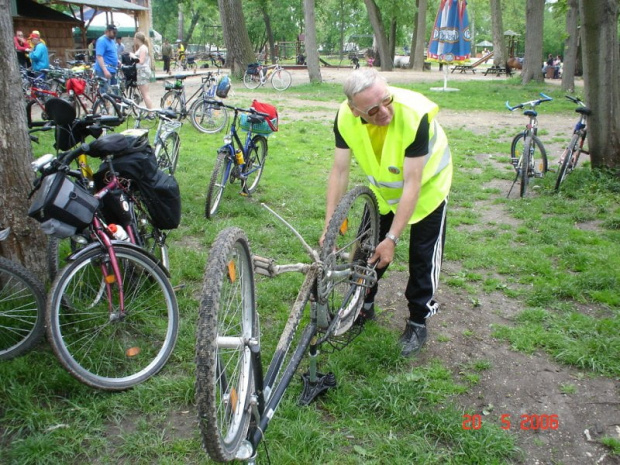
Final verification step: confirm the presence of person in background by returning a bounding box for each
[131,32,154,110]
[176,39,185,63]
[323,68,452,358]
[28,32,49,76]
[87,39,95,63]
[13,30,30,68]
[162,38,172,75]
[116,36,125,65]
[94,24,119,90]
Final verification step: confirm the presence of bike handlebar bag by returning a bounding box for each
[66,78,86,96]
[28,172,99,238]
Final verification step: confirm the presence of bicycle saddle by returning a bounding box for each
[173,74,188,80]
[45,98,76,126]
[576,107,592,116]
[523,109,538,117]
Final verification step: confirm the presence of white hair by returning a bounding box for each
[343,68,386,104]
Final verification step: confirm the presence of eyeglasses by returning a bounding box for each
[354,94,394,117]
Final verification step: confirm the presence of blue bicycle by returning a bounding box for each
[204,100,276,218]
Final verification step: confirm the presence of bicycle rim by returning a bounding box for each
[190,99,228,134]
[243,72,261,90]
[155,131,181,175]
[321,186,379,336]
[555,133,580,192]
[196,227,256,462]
[46,246,179,390]
[243,136,267,194]
[0,257,46,360]
[161,91,182,113]
[205,151,231,219]
[271,69,292,91]
[510,133,525,173]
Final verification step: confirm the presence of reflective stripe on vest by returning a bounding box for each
[337,87,452,223]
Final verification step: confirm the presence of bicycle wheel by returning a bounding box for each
[125,85,144,117]
[0,257,46,360]
[243,71,261,90]
[196,227,257,462]
[189,98,229,134]
[321,186,379,336]
[92,95,122,118]
[161,91,182,113]
[46,245,179,390]
[205,151,232,219]
[270,68,292,91]
[519,135,547,198]
[555,133,580,192]
[243,135,267,194]
[509,133,525,172]
[26,100,48,127]
[46,236,87,283]
[154,131,181,175]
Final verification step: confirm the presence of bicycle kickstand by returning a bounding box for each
[298,338,337,406]
[506,172,519,198]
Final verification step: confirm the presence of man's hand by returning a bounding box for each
[369,238,395,269]
[103,69,111,79]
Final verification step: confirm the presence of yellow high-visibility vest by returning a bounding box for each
[337,87,452,223]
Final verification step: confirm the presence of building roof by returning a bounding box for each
[53,0,148,12]
[15,0,83,24]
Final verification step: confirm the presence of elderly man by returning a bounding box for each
[323,68,452,357]
[94,24,119,88]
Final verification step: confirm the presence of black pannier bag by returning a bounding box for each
[93,146,182,230]
[247,62,260,75]
[28,172,99,238]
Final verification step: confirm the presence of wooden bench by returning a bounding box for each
[451,51,494,74]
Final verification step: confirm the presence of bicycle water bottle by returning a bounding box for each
[108,224,129,241]
[235,149,244,165]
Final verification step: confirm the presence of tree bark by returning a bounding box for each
[579,0,620,169]
[490,0,508,67]
[177,3,184,42]
[185,10,202,46]
[304,0,322,82]
[521,0,544,84]
[217,0,257,77]
[561,0,579,93]
[363,0,393,71]
[411,0,427,71]
[0,0,47,279]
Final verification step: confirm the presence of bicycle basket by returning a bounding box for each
[164,80,183,90]
[239,114,278,135]
[28,172,99,238]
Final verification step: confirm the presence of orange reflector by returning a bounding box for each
[339,218,349,235]
[105,275,116,284]
[229,388,238,413]
[227,260,237,283]
[126,347,141,357]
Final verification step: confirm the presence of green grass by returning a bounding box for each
[3,79,618,463]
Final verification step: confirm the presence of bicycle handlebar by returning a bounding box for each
[506,92,553,111]
[121,97,179,120]
[565,95,586,106]
[204,99,270,118]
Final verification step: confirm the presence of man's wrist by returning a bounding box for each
[385,232,399,246]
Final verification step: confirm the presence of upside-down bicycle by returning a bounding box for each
[196,186,379,462]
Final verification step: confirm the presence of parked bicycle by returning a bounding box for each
[0,227,47,360]
[195,186,379,462]
[127,98,182,175]
[160,72,229,133]
[243,59,292,91]
[29,136,180,390]
[506,92,552,197]
[204,100,277,218]
[555,95,591,192]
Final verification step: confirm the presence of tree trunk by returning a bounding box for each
[218,0,256,77]
[0,0,47,280]
[561,0,579,93]
[521,0,544,84]
[490,0,508,67]
[262,9,276,64]
[185,10,202,46]
[388,16,397,60]
[411,0,427,71]
[363,0,393,71]
[579,0,620,170]
[177,3,184,42]
[304,0,322,82]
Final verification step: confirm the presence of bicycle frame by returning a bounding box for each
[219,110,262,182]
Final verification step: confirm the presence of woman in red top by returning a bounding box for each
[13,31,30,68]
